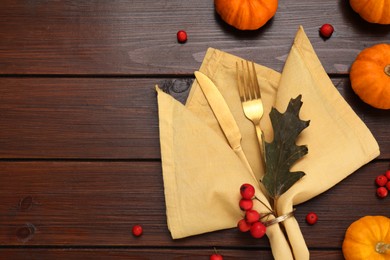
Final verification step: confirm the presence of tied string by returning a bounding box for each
[263,209,296,227]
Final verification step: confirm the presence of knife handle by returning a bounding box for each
[233,146,258,183]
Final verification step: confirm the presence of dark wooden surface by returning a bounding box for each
[0,0,389,259]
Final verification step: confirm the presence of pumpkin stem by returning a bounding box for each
[375,242,390,254]
[385,64,390,77]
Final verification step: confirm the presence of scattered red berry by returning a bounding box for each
[375,175,388,187]
[306,212,318,225]
[386,181,390,191]
[245,209,260,223]
[377,187,388,198]
[385,170,390,180]
[210,253,223,260]
[240,183,255,199]
[210,248,223,260]
[239,198,253,211]
[319,24,334,38]
[237,218,251,232]
[250,222,267,239]
[176,30,187,43]
[132,224,143,237]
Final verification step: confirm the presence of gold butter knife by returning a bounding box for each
[194,71,256,180]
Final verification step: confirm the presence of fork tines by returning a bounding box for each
[236,60,262,102]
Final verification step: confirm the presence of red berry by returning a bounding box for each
[375,175,388,187]
[377,187,388,198]
[250,222,266,239]
[237,218,251,232]
[177,30,187,43]
[306,212,318,225]
[245,209,260,223]
[385,170,390,180]
[240,183,255,199]
[210,254,223,260]
[132,224,143,237]
[386,181,390,191]
[319,24,334,38]
[239,198,253,211]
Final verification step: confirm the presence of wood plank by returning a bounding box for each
[0,78,389,159]
[0,0,389,75]
[0,78,161,159]
[0,248,344,260]
[0,161,389,248]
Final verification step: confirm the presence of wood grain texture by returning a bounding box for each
[0,78,389,159]
[0,161,389,249]
[0,249,344,260]
[0,0,390,75]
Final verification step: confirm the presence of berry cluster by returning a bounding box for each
[375,170,390,198]
[237,183,267,239]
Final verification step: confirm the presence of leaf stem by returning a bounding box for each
[254,196,275,215]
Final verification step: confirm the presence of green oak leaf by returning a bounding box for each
[262,95,310,199]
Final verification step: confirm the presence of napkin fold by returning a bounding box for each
[156,26,380,259]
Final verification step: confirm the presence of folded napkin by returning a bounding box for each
[156,26,380,259]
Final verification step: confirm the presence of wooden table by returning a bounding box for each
[1,1,389,259]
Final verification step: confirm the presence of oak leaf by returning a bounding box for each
[262,95,310,199]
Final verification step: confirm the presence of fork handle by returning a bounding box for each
[255,124,266,164]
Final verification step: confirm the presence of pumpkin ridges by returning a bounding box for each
[244,1,270,30]
[368,1,385,24]
[382,0,390,24]
[350,43,390,109]
[368,217,387,245]
[343,216,390,259]
[243,0,277,30]
[214,0,277,30]
[383,215,390,241]
[350,0,390,24]
[350,61,381,107]
[343,217,374,259]
[258,0,278,17]
[378,0,390,24]
[350,0,371,13]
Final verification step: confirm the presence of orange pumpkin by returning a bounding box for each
[342,216,390,260]
[214,0,278,30]
[350,43,390,110]
[349,0,390,24]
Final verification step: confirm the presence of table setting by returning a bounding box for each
[157,26,380,260]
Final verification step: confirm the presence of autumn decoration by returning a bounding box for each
[342,216,390,259]
[214,0,278,30]
[350,43,390,110]
[349,0,390,24]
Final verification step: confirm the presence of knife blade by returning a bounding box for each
[194,71,255,178]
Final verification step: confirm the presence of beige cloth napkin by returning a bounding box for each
[156,26,380,259]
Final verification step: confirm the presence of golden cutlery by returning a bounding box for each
[194,71,256,180]
[236,61,265,162]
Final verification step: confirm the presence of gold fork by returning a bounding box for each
[236,60,265,162]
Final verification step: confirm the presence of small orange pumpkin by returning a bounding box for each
[349,0,390,24]
[342,216,390,260]
[214,0,278,30]
[350,43,390,110]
